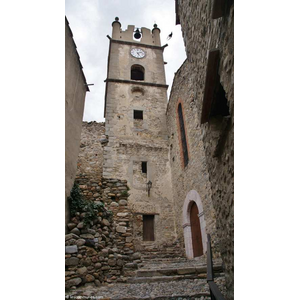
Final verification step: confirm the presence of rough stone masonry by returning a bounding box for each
[174,1,234,299]
[66,2,234,297]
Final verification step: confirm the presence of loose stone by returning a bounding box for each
[70,228,80,235]
[65,257,79,266]
[76,239,86,246]
[85,274,95,282]
[65,245,78,254]
[77,266,87,275]
[65,277,82,288]
[116,226,127,233]
[101,219,110,226]
[67,223,77,230]
[119,200,128,206]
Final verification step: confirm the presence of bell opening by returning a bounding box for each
[133,28,142,41]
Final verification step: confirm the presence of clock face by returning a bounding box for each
[131,48,145,58]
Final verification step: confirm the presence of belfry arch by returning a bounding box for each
[182,190,207,258]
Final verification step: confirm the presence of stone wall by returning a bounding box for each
[166,60,220,257]
[77,121,106,182]
[65,177,141,289]
[175,1,234,299]
[65,122,142,289]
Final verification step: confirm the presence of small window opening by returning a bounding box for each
[133,28,142,41]
[178,103,189,167]
[210,81,230,118]
[141,161,147,173]
[143,215,154,241]
[134,110,143,120]
[131,65,145,81]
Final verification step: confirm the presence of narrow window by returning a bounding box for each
[178,103,189,167]
[134,110,143,120]
[143,215,154,241]
[141,161,147,173]
[131,65,145,81]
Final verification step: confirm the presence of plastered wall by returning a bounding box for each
[65,18,88,227]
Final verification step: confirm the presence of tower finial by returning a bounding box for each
[112,17,121,28]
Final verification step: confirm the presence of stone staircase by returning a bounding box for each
[66,247,227,299]
[65,257,226,299]
[138,244,184,261]
[126,256,224,284]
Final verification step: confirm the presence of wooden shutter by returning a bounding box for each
[212,0,226,19]
[201,49,220,124]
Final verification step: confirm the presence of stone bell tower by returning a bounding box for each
[103,17,177,252]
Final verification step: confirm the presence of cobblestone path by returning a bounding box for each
[65,276,226,299]
[66,256,226,299]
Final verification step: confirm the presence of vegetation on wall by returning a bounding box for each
[68,182,112,224]
[120,190,130,197]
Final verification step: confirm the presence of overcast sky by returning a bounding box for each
[65,0,186,122]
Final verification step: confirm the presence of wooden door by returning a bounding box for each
[143,215,154,241]
[190,202,203,257]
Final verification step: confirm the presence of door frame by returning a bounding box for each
[182,190,207,258]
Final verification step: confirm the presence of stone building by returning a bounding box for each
[169,1,234,299]
[65,17,89,226]
[103,18,178,253]
[65,1,234,296]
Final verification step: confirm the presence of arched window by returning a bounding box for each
[131,65,145,81]
[178,103,189,167]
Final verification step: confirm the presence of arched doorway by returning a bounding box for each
[190,201,203,257]
[182,190,207,258]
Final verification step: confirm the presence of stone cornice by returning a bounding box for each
[108,36,168,51]
[105,78,168,89]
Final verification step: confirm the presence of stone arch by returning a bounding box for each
[182,190,207,258]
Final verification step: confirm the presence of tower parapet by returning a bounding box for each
[111,17,121,39]
[152,24,161,46]
[111,17,162,46]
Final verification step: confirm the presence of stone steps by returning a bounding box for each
[136,264,223,278]
[108,292,211,300]
[125,256,224,284]
[127,274,203,283]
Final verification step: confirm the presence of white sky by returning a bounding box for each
[65,0,186,122]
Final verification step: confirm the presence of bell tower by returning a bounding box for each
[103,17,176,251]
